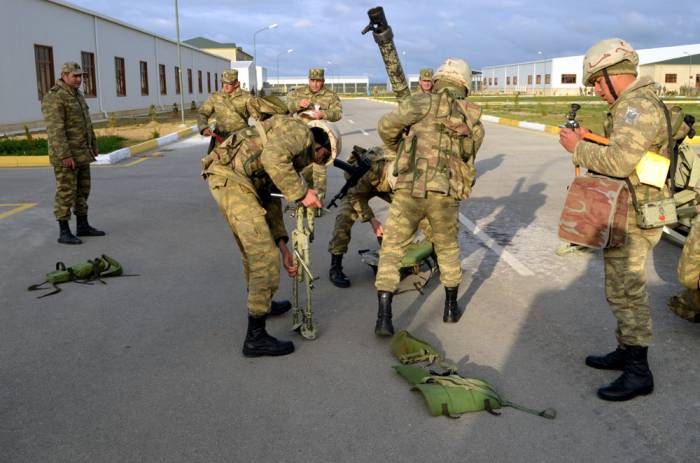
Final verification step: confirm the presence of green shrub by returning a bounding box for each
[148,104,157,122]
[96,135,127,153]
[151,130,160,139]
[0,136,127,156]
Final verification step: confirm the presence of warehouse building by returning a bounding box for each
[480,43,700,96]
[1,0,230,131]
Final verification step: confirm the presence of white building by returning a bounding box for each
[269,75,369,95]
[1,0,231,130]
[480,43,700,95]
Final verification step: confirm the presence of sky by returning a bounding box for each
[65,0,700,81]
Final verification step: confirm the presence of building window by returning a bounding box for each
[175,66,181,94]
[187,68,193,93]
[115,57,126,96]
[494,77,498,85]
[513,76,518,85]
[215,73,218,91]
[198,70,203,93]
[34,44,55,100]
[561,74,577,84]
[140,61,149,96]
[536,74,542,85]
[207,72,211,93]
[545,74,551,85]
[528,74,533,85]
[81,51,97,98]
[665,73,677,83]
[159,64,167,95]
[506,76,511,85]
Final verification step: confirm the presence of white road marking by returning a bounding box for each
[458,212,535,276]
[348,119,355,124]
[361,129,369,136]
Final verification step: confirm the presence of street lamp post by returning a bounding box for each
[326,60,333,92]
[252,23,277,94]
[174,0,185,125]
[276,48,294,88]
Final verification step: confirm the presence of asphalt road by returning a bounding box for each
[1,99,698,463]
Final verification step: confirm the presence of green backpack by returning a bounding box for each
[391,331,556,420]
[28,254,135,298]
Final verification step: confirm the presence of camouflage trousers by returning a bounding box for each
[603,211,663,347]
[668,215,700,322]
[376,190,461,292]
[208,175,279,317]
[53,164,91,220]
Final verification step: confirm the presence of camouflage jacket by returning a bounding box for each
[197,89,259,134]
[573,76,671,206]
[378,90,485,199]
[41,79,97,166]
[287,86,343,122]
[344,147,394,222]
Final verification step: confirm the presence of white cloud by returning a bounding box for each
[294,19,313,29]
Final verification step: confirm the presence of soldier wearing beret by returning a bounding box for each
[41,62,104,245]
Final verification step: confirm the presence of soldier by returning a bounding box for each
[373,58,485,335]
[559,39,671,401]
[201,109,335,357]
[328,146,432,288]
[198,69,260,153]
[668,213,700,323]
[414,68,433,94]
[286,68,343,122]
[42,62,104,245]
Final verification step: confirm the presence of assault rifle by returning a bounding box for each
[327,145,372,208]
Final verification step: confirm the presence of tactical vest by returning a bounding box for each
[394,91,481,199]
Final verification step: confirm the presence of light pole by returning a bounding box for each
[684,51,693,92]
[276,48,294,88]
[252,23,277,93]
[326,60,333,91]
[174,0,185,125]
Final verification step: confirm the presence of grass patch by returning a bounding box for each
[0,135,131,156]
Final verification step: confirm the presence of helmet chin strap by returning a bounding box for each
[602,68,618,101]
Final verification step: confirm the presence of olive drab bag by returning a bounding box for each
[28,254,136,298]
[390,331,556,420]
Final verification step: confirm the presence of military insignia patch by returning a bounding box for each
[624,107,640,125]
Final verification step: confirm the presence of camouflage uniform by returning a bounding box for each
[41,75,97,221]
[573,76,672,346]
[287,68,343,201]
[412,68,433,95]
[328,147,432,255]
[669,214,700,322]
[202,116,315,316]
[375,87,485,293]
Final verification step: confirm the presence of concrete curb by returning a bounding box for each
[0,125,199,167]
[364,97,698,145]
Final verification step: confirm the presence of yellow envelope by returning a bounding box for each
[635,151,670,189]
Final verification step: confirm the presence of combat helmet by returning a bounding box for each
[433,58,472,92]
[582,38,639,87]
[306,119,341,166]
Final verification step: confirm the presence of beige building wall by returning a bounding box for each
[640,63,700,93]
[200,47,253,62]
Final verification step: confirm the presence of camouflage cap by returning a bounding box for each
[419,68,433,81]
[222,69,238,83]
[61,62,83,75]
[309,68,325,80]
[434,58,472,91]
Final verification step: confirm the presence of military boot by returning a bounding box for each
[585,346,626,370]
[443,286,464,323]
[242,315,295,357]
[269,300,292,316]
[375,291,395,336]
[57,220,82,245]
[76,215,106,237]
[597,346,654,401]
[329,254,351,288]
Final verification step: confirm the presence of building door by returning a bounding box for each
[696,74,700,89]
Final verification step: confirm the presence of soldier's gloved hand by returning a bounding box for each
[369,217,384,237]
[299,98,311,109]
[300,188,322,209]
[62,157,76,169]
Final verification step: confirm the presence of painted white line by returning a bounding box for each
[348,119,355,124]
[361,129,369,136]
[458,212,535,276]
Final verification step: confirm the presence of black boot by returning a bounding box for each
[443,286,464,323]
[375,291,395,336]
[597,346,654,401]
[242,315,295,357]
[269,300,292,316]
[76,215,106,237]
[57,220,82,245]
[585,346,626,370]
[329,254,351,288]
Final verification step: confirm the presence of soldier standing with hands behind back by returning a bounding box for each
[559,39,671,402]
[42,62,104,245]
